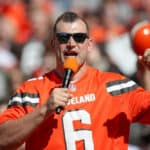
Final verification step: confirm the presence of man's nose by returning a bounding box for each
[68,36,76,44]
[66,44,75,50]
[66,36,76,50]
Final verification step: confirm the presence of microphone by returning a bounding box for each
[56,58,78,114]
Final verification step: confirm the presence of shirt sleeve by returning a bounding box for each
[128,87,150,124]
[0,105,26,124]
[0,80,40,124]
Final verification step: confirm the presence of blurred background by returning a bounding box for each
[0,0,150,149]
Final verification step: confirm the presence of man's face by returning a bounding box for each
[54,19,91,67]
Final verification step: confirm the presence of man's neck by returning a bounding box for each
[54,62,87,83]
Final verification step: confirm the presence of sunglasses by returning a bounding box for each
[56,32,89,44]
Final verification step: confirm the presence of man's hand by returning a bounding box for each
[45,88,73,114]
[138,48,150,70]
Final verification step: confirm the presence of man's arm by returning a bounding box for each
[0,87,71,150]
[0,104,49,150]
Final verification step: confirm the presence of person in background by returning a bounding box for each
[0,11,150,150]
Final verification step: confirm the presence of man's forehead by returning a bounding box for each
[56,20,88,33]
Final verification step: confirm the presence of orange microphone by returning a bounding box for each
[131,21,150,56]
[56,58,79,114]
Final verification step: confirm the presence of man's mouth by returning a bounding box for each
[64,51,78,56]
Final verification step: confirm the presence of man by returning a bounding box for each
[0,11,150,150]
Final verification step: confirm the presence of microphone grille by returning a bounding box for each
[64,58,79,73]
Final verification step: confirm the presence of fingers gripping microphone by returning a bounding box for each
[56,58,79,114]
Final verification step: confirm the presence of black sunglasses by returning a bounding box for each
[56,32,89,44]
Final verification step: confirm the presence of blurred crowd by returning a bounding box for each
[0,0,150,149]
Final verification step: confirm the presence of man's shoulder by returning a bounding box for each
[87,66,126,81]
[24,70,59,85]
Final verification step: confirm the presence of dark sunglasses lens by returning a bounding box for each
[56,33,70,43]
[73,33,88,43]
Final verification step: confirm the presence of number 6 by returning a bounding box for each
[62,109,94,150]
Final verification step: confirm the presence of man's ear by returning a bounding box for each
[50,39,55,48]
[87,38,93,52]
[49,30,56,48]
